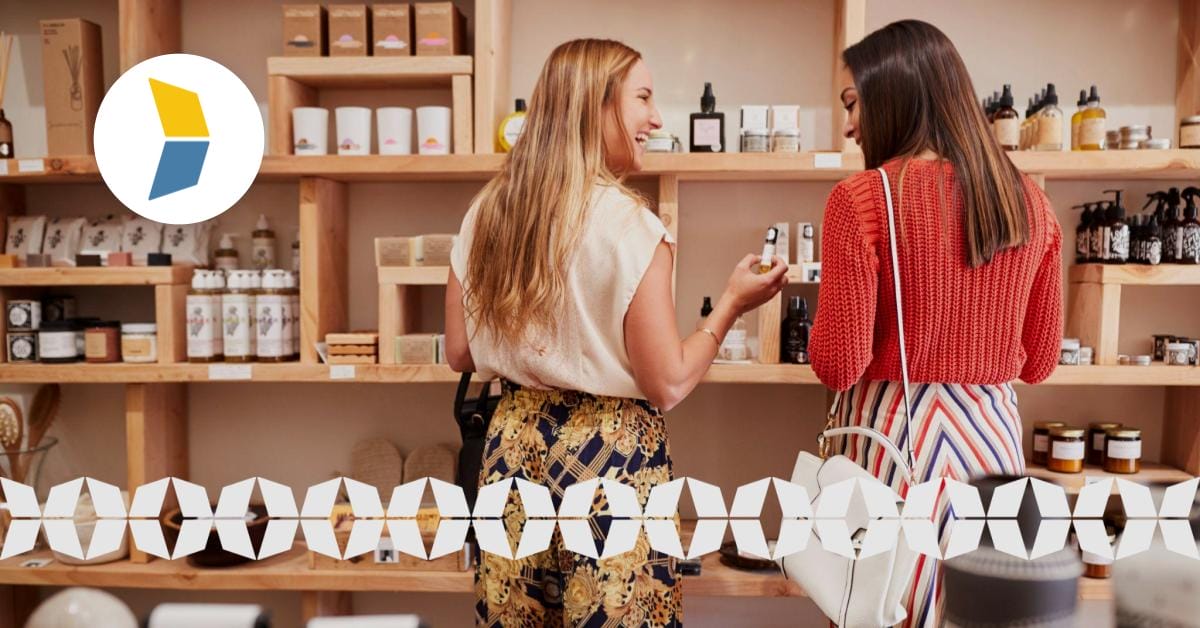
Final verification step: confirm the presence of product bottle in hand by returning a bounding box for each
[781,296,811,364]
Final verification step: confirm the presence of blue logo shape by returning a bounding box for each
[149,141,210,200]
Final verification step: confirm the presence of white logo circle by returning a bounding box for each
[94,54,263,225]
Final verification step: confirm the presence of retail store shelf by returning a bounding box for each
[258,155,504,182]
[0,156,100,183]
[1070,263,1200,285]
[378,266,451,285]
[0,266,193,287]
[1008,149,1200,180]
[267,56,474,88]
[1025,461,1193,495]
[640,152,866,181]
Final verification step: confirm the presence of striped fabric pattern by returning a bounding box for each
[836,379,1026,628]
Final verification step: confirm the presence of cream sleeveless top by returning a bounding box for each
[450,183,675,399]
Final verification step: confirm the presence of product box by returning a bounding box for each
[396,333,438,364]
[40,19,104,155]
[372,4,412,56]
[282,5,328,57]
[772,222,790,265]
[329,4,371,56]
[375,236,413,266]
[414,2,465,56]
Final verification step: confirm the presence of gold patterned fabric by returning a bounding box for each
[474,381,682,627]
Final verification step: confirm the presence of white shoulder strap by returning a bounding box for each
[878,168,917,472]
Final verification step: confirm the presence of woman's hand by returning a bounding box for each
[722,254,789,314]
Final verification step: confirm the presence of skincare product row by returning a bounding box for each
[283,3,463,57]
[186,268,300,363]
[293,105,451,156]
[1104,125,1169,150]
[6,296,156,365]
[737,104,802,153]
[1058,338,1094,366]
[1030,421,1140,475]
[1078,187,1200,265]
[4,215,212,266]
[213,215,297,273]
[1152,334,1200,366]
[1072,190,1131,264]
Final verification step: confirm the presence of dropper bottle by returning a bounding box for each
[214,234,239,274]
[1071,90,1087,151]
[992,85,1019,151]
[1102,190,1129,264]
[1035,84,1063,151]
[1079,85,1107,151]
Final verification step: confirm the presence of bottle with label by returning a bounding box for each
[208,269,225,358]
[1020,97,1034,150]
[718,316,748,361]
[497,98,527,152]
[1073,204,1092,264]
[1145,215,1163,266]
[251,215,276,270]
[1165,187,1184,263]
[1103,190,1129,264]
[798,222,815,263]
[0,109,13,159]
[214,234,239,274]
[1079,85,1107,151]
[286,271,300,359]
[781,297,812,365]
[1035,84,1063,151]
[1129,215,1144,264]
[992,85,1019,151]
[1071,90,1087,151]
[256,270,287,361]
[291,229,301,274]
[1087,202,1105,263]
[223,270,257,362]
[187,270,219,362]
[1180,187,1200,264]
[689,83,725,153]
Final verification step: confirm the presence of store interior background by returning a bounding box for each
[0,0,1190,624]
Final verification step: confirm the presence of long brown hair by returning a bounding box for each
[843,20,1029,267]
[464,39,643,343]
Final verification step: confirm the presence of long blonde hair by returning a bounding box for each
[464,39,643,343]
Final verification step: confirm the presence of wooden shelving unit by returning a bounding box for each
[267,56,473,88]
[1069,263,1200,285]
[0,266,192,287]
[377,266,450,286]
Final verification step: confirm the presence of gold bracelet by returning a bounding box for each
[699,327,722,346]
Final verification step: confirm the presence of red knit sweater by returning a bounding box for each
[809,158,1063,391]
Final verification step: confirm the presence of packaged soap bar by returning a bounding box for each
[162,222,213,265]
[329,4,370,57]
[413,234,455,266]
[282,4,327,56]
[122,217,165,265]
[42,217,85,266]
[375,236,413,266]
[372,4,411,56]
[6,216,47,255]
[396,333,438,364]
[80,217,123,258]
[414,2,464,56]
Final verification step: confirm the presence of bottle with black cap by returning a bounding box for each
[1164,187,1184,263]
[1102,190,1129,264]
[1073,204,1092,264]
[1145,214,1163,266]
[689,82,725,153]
[1180,187,1200,264]
[1086,202,1105,262]
[1035,84,1063,151]
[781,296,811,364]
[1079,85,1107,151]
[1071,90,1087,151]
[993,85,1019,151]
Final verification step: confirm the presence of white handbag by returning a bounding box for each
[779,167,921,628]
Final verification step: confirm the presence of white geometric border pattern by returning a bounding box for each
[2,476,1198,562]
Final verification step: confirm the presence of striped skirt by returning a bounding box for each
[835,380,1026,628]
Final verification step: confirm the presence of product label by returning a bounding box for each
[10,336,35,361]
[1075,234,1089,261]
[209,364,252,380]
[1109,225,1129,262]
[330,365,356,380]
[256,295,285,358]
[1051,440,1085,461]
[1037,116,1062,147]
[1182,125,1200,148]
[223,294,255,357]
[1033,434,1049,452]
[693,119,722,150]
[814,153,842,169]
[1100,226,1112,260]
[994,118,1019,147]
[1171,227,1185,260]
[1107,439,1141,460]
[1090,228,1105,260]
[1148,239,1163,265]
[122,337,153,359]
[17,159,44,173]
[84,333,108,359]
[720,329,748,361]
[502,117,526,147]
[38,332,76,359]
[187,295,215,359]
[252,238,276,270]
[1079,118,1106,147]
[1183,225,1200,263]
[1092,433,1105,452]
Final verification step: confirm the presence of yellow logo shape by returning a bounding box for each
[149,78,209,137]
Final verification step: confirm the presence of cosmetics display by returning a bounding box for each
[292,105,436,155]
[989,84,1019,151]
[739,104,801,153]
[1069,187,1200,266]
[212,269,300,363]
[689,83,725,153]
[283,3,453,57]
[120,324,157,363]
[1028,420,1142,475]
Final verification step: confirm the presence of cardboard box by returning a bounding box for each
[375,236,413,267]
[414,2,464,56]
[282,5,327,57]
[413,234,455,266]
[396,333,438,364]
[329,4,370,57]
[40,19,104,155]
[372,4,412,56]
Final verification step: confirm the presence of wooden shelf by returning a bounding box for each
[1025,461,1193,494]
[259,155,505,182]
[1070,263,1200,285]
[378,266,451,285]
[267,56,473,88]
[0,266,193,287]
[1008,149,1200,180]
[0,156,100,183]
[640,152,865,181]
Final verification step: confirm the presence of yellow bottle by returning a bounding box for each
[497,99,527,152]
[1071,90,1086,151]
[1079,85,1107,151]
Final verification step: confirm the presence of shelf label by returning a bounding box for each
[208,364,252,380]
[17,159,44,174]
[330,365,356,380]
[0,160,8,176]
[814,153,843,169]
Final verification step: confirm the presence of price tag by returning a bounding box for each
[330,365,356,380]
[814,153,843,169]
[208,364,252,380]
[0,160,9,176]
[17,159,44,173]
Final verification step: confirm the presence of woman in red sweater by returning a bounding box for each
[809,20,1062,627]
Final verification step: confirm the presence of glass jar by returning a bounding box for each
[121,323,158,364]
[1047,427,1086,473]
[1032,421,1065,466]
[1060,338,1080,365]
[1103,428,1142,474]
[740,128,769,153]
[645,129,678,153]
[38,320,83,363]
[1087,422,1121,466]
[1181,115,1200,149]
[1081,527,1116,579]
[84,321,122,363]
[771,128,801,153]
[1105,130,1121,150]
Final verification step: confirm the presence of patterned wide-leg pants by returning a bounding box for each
[836,380,1026,628]
[474,381,682,627]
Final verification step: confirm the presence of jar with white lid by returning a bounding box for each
[38,320,83,363]
[121,323,158,363]
[771,128,801,153]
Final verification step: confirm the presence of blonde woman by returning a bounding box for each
[445,39,787,626]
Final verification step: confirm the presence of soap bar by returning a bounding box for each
[75,254,102,267]
[396,333,438,364]
[374,237,413,267]
[413,234,455,267]
[106,251,133,266]
[147,253,172,266]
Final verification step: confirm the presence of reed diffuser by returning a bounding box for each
[0,31,14,158]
